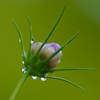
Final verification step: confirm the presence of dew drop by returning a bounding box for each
[22,68,26,73]
[22,61,25,64]
[41,77,47,81]
[31,76,38,80]
[19,39,21,42]
[31,39,34,44]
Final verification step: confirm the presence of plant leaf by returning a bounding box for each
[27,17,34,58]
[47,76,85,91]
[43,31,79,67]
[12,19,26,61]
[51,68,95,73]
[35,4,67,57]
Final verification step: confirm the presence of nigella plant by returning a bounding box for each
[10,4,94,100]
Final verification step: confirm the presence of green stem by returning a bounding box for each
[9,68,31,100]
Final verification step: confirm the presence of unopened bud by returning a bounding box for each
[31,42,42,54]
[31,42,62,69]
[39,43,62,68]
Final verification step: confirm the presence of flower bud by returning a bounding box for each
[31,42,42,54]
[39,43,62,68]
[31,42,62,69]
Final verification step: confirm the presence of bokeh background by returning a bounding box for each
[0,0,99,100]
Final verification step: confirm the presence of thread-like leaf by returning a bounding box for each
[12,19,26,61]
[27,17,34,57]
[35,4,67,57]
[47,76,85,91]
[51,68,95,73]
[42,31,79,67]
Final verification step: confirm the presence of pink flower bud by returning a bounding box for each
[39,43,62,69]
[31,42,42,54]
[31,42,62,69]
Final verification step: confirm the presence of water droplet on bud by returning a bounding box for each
[31,76,38,80]
[22,61,25,64]
[22,68,26,73]
[41,77,47,81]
[31,39,34,44]
[19,39,21,42]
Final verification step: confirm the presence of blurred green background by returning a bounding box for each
[0,0,99,100]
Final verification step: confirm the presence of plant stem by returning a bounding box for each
[9,68,31,100]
